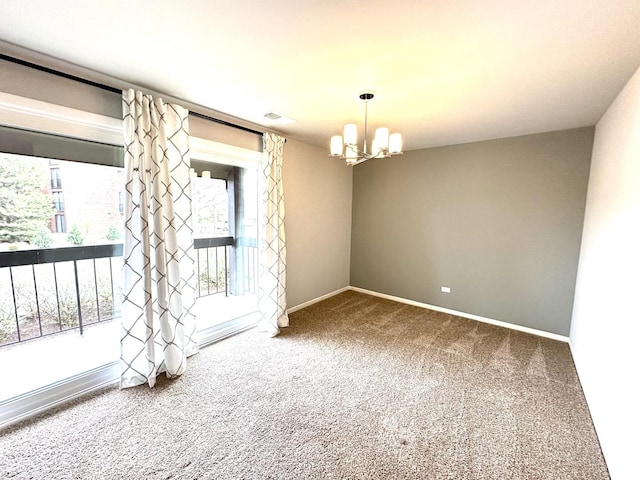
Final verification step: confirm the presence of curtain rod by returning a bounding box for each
[189,112,263,137]
[0,53,265,138]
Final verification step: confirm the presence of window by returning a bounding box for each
[191,164,259,312]
[0,91,125,408]
[193,177,230,238]
[189,138,262,339]
[50,167,62,189]
[0,75,263,422]
[54,213,66,233]
[0,153,124,250]
[0,61,126,422]
[53,191,65,212]
[0,151,125,403]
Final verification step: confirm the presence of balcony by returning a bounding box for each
[0,237,259,402]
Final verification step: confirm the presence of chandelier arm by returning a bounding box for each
[346,147,373,160]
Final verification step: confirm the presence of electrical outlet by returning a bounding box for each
[441,286,451,293]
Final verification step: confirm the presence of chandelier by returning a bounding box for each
[330,92,402,165]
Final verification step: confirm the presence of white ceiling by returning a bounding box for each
[1,0,639,151]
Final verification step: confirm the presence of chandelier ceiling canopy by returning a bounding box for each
[330,92,402,166]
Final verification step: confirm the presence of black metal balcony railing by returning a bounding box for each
[0,244,123,347]
[0,237,258,348]
[194,236,259,298]
[237,236,259,295]
[195,236,232,297]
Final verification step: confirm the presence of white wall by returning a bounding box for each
[570,67,640,480]
[283,139,353,308]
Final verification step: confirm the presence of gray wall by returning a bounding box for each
[283,139,353,308]
[350,128,594,336]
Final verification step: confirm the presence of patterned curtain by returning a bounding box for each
[120,89,197,388]
[258,133,289,336]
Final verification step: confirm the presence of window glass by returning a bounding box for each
[192,177,229,238]
[0,152,124,250]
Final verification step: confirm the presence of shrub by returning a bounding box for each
[33,229,53,248]
[67,225,84,246]
[106,226,120,241]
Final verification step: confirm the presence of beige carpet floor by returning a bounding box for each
[0,291,609,479]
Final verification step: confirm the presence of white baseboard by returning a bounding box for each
[0,361,120,430]
[287,286,351,314]
[197,311,260,348]
[349,286,569,342]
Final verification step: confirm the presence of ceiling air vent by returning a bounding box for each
[264,112,295,125]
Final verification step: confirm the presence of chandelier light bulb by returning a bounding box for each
[371,137,381,157]
[389,133,403,155]
[375,128,389,150]
[343,123,357,145]
[330,135,344,156]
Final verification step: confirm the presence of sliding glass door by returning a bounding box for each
[189,143,262,344]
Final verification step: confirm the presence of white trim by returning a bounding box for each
[197,311,260,348]
[287,287,351,314]
[0,91,123,145]
[189,136,262,169]
[0,361,119,430]
[349,286,570,342]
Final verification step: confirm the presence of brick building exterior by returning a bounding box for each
[46,159,124,245]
